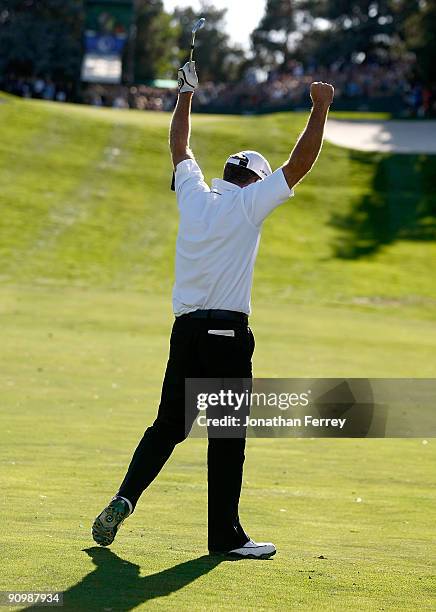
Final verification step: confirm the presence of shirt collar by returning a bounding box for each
[211,178,241,194]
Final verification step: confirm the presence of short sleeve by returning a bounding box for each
[241,168,294,227]
[175,158,210,209]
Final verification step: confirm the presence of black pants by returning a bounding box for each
[117,314,255,552]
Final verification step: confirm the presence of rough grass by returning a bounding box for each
[0,94,435,611]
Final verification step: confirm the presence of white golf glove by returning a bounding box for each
[178,61,198,94]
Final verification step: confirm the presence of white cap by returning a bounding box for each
[225,150,272,180]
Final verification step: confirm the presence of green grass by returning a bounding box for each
[330,111,391,120]
[1,94,435,315]
[0,94,435,610]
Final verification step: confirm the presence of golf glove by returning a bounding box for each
[178,61,198,94]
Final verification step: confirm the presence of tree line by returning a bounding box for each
[0,0,434,89]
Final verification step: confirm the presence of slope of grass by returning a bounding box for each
[0,94,435,318]
[0,94,435,611]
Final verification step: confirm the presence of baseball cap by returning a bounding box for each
[225,150,272,180]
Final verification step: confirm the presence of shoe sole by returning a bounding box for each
[92,504,128,547]
[212,549,276,560]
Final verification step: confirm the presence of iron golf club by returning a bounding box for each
[190,17,206,62]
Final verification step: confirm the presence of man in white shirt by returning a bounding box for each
[93,62,334,559]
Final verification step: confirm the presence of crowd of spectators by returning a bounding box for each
[82,84,176,112]
[83,60,434,117]
[0,75,73,103]
[2,60,434,117]
[192,60,415,112]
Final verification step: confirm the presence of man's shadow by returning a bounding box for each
[24,547,226,611]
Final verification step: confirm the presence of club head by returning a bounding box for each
[192,17,206,35]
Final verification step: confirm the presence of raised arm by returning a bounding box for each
[170,93,194,169]
[282,82,334,189]
[169,61,198,169]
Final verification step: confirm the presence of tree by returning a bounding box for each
[251,0,297,71]
[0,0,83,81]
[403,0,436,87]
[296,0,421,66]
[172,3,244,82]
[134,0,179,81]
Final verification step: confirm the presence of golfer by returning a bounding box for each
[92,62,334,559]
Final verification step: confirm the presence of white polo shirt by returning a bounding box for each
[173,158,293,316]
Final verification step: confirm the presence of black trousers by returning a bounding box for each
[117,314,255,553]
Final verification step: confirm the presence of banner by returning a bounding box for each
[81,0,134,85]
[185,378,436,438]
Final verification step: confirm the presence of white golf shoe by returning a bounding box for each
[227,539,276,559]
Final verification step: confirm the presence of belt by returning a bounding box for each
[178,309,248,323]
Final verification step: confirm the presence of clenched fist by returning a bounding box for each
[310,82,335,108]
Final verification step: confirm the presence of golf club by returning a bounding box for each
[190,17,206,62]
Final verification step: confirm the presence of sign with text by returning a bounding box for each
[81,0,134,84]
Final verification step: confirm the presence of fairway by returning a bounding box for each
[1,95,436,610]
